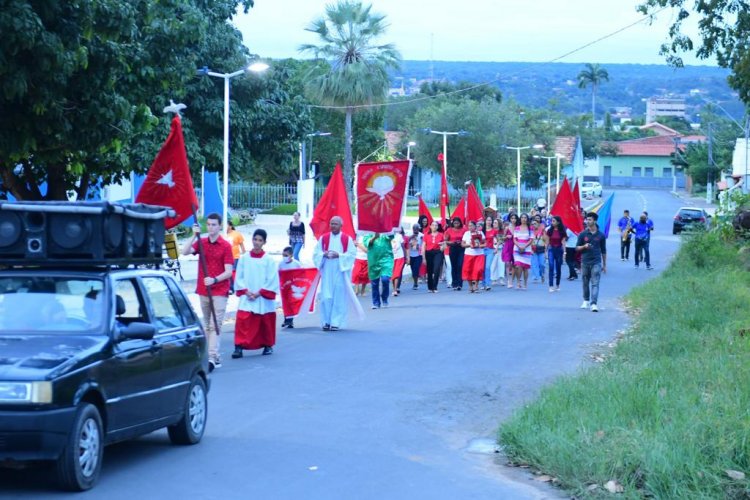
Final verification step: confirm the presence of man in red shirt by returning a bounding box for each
[181,212,234,371]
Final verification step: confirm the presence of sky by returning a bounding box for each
[234,0,713,66]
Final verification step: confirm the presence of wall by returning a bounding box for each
[599,155,685,188]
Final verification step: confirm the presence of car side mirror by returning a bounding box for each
[117,322,156,341]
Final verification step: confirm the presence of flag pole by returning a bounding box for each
[191,204,222,337]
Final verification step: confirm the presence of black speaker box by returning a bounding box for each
[0,201,172,266]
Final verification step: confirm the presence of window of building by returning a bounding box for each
[633,167,642,177]
[645,167,654,177]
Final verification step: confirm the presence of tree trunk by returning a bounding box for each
[591,84,597,128]
[344,107,353,200]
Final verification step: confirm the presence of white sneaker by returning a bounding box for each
[549,287,555,293]
[590,304,599,312]
[580,301,590,309]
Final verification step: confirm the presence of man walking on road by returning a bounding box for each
[632,212,653,270]
[182,213,234,371]
[364,233,394,309]
[576,212,607,312]
[313,216,361,331]
[617,209,634,261]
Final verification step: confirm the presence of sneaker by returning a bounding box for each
[580,300,590,309]
[371,304,380,310]
[549,287,555,293]
[590,304,599,312]
[555,286,561,292]
[262,346,273,355]
[286,323,294,329]
[634,264,639,269]
[322,324,331,331]
[231,347,243,359]
[646,266,653,271]
[208,360,216,373]
[382,302,389,308]
[621,258,625,262]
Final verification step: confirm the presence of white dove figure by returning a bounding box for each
[366,174,395,200]
[163,99,187,116]
[156,170,175,188]
[291,285,307,299]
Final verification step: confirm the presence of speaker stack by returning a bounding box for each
[0,201,173,266]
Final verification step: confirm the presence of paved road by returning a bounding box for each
[1,189,695,499]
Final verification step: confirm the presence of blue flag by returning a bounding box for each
[593,193,615,238]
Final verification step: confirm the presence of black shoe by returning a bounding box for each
[287,323,294,329]
[208,360,216,373]
[322,324,331,331]
[231,347,243,359]
[412,286,418,290]
[262,346,273,355]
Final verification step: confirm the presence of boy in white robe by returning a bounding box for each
[233,229,279,357]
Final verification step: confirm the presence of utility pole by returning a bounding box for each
[707,123,714,203]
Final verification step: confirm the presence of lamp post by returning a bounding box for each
[534,154,559,211]
[406,141,416,160]
[421,128,469,188]
[198,62,269,234]
[305,131,331,179]
[503,144,544,213]
[556,154,562,193]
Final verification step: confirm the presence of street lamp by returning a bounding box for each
[406,141,416,160]
[421,129,469,220]
[303,131,331,179]
[198,62,269,234]
[534,154,562,211]
[503,144,544,213]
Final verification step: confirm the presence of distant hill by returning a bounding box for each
[390,61,744,121]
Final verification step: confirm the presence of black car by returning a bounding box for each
[672,207,711,234]
[0,201,209,491]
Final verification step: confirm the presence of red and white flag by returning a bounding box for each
[356,160,411,233]
[135,115,198,228]
[279,268,319,317]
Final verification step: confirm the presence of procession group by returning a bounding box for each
[180,205,655,371]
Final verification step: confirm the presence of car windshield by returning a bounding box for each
[0,277,106,334]
[680,210,703,218]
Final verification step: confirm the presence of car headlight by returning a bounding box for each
[0,381,53,403]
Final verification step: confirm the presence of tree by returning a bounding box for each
[0,0,258,200]
[577,63,609,127]
[299,0,401,197]
[637,0,750,106]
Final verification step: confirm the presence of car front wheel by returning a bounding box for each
[56,403,103,491]
[168,376,207,445]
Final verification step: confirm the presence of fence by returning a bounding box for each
[227,183,324,211]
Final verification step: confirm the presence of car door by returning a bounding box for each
[103,277,164,432]
[140,275,199,417]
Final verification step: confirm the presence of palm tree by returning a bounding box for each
[299,1,400,196]
[577,63,609,127]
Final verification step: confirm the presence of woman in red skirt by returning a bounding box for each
[351,235,370,296]
[461,220,486,293]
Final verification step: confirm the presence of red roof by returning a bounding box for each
[603,134,706,157]
[554,136,577,163]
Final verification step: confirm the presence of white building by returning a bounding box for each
[645,97,686,123]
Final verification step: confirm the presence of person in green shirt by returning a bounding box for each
[364,233,395,309]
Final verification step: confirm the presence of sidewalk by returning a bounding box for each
[670,189,717,215]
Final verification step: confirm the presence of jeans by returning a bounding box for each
[548,247,563,287]
[530,251,545,281]
[425,250,444,291]
[409,255,422,287]
[565,249,578,278]
[371,276,390,307]
[292,242,303,261]
[581,262,602,305]
[620,237,631,260]
[482,248,495,287]
[635,238,650,267]
[449,244,465,288]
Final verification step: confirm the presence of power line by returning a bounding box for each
[308,6,669,111]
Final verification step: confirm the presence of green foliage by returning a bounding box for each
[299,0,401,194]
[404,98,553,187]
[638,0,750,107]
[0,0,314,199]
[500,231,750,498]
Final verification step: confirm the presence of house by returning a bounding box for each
[645,96,686,123]
[598,128,706,188]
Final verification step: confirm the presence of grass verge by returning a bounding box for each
[499,230,750,498]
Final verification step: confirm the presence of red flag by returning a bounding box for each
[571,179,584,229]
[279,268,319,317]
[356,160,411,233]
[450,196,465,222]
[135,115,198,229]
[417,195,434,227]
[466,183,484,223]
[310,163,355,239]
[440,163,450,221]
[550,178,583,233]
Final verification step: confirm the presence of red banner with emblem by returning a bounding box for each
[356,160,411,233]
[278,268,319,317]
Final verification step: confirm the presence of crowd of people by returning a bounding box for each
[184,206,655,370]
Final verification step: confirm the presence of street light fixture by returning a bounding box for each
[421,129,469,219]
[302,131,332,179]
[406,141,416,160]
[503,144,544,213]
[198,62,269,234]
[534,154,563,211]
